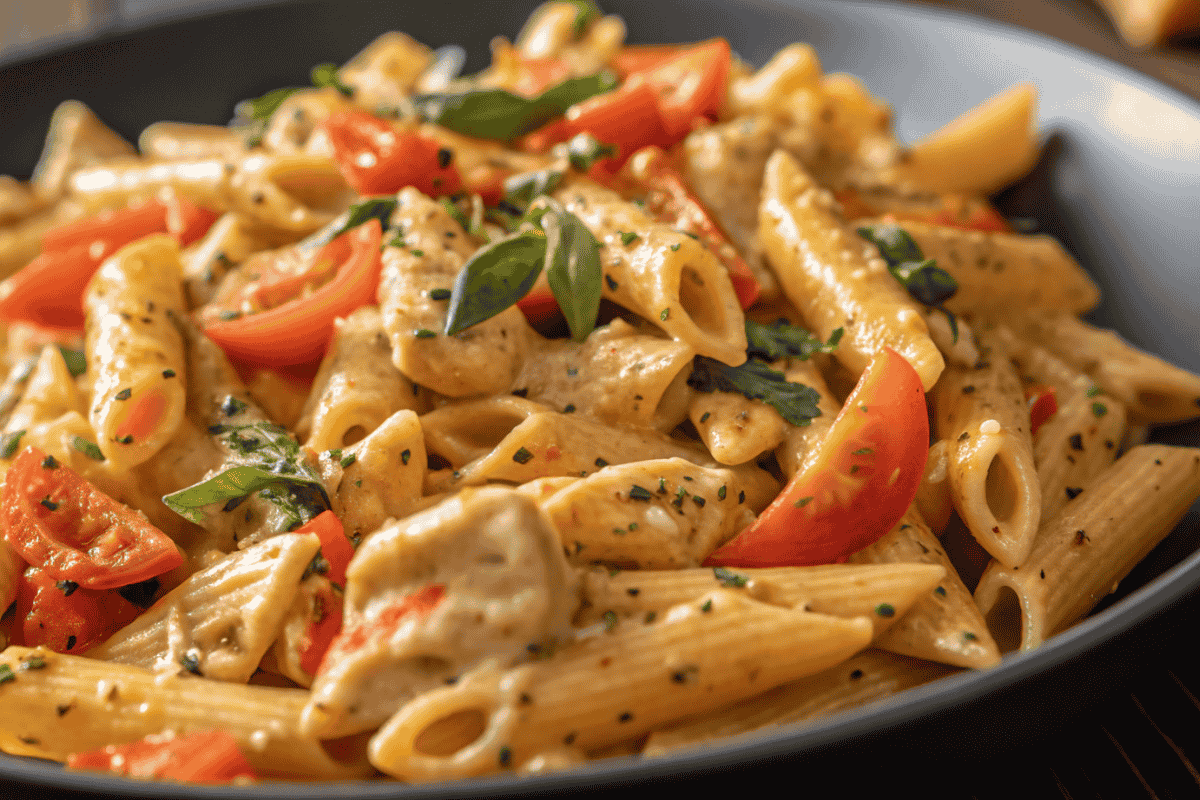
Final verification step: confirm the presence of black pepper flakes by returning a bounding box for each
[618,712,633,723]
[1065,487,1083,500]
[437,148,454,168]
[1068,433,1084,451]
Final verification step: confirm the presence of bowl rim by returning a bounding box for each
[2,0,1200,795]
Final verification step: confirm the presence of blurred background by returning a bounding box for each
[2,0,1200,98]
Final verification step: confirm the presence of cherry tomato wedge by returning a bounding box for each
[0,195,217,330]
[68,730,258,784]
[521,78,671,168]
[705,348,930,567]
[1026,384,1059,435]
[1,447,185,590]
[608,44,686,78]
[11,565,144,653]
[202,219,383,367]
[322,110,463,197]
[633,38,731,139]
[297,577,344,678]
[295,510,354,588]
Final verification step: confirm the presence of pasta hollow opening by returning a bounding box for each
[413,709,488,757]
[983,584,1025,653]
[341,424,368,447]
[678,265,724,335]
[984,452,1018,523]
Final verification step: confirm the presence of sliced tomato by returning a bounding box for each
[317,583,446,676]
[609,44,686,78]
[41,199,168,254]
[521,78,671,168]
[1025,384,1059,435]
[322,110,463,197]
[626,146,759,308]
[68,730,257,784]
[0,245,94,329]
[297,577,344,677]
[633,38,731,138]
[1,447,184,590]
[295,510,354,588]
[202,219,383,367]
[12,565,143,653]
[0,195,217,330]
[706,348,930,567]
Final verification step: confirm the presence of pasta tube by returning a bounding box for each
[0,648,373,780]
[368,591,872,781]
[759,150,944,390]
[84,234,188,470]
[553,180,747,366]
[975,445,1200,651]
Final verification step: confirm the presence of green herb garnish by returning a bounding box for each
[310,62,353,96]
[412,71,617,141]
[57,346,87,377]
[72,437,106,461]
[713,567,748,588]
[0,429,26,459]
[688,357,822,427]
[745,319,843,361]
[856,223,960,341]
[540,198,602,342]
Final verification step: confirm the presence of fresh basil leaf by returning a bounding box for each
[892,258,958,307]
[744,319,842,362]
[311,62,354,97]
[856,223,925,266]
[56,346,87,377]
[444,232,547,335]
[234,86,304,122]
[163,465,327,525]
[412,70,617,141]
[540,200,602,342]
[330,197,398,240]
[560,132,617,172]
[856,222,960,343]
[564,0,603,34]
[502,169,564,213]
[687,357,823,427]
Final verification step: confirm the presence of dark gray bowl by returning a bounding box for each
[2,1,1199,797]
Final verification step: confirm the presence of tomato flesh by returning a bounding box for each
[323,110,463,197]
[705,348,930,566]
[68,730,257,783]
[1,447,184,589]
[11,565,144,653]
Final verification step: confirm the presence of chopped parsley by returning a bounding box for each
[713,567,748,587]
[0,429,26,459]
[512,447,534,464]
[628,484,653,501]
[72,437,106,461]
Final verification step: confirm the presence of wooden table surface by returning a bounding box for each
[1,1,1199,798]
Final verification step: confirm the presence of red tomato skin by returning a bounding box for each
[1,447,184,589]
[636,38,732,138]
[13,565,142,653]
[322,111,463,197]
[294,510,354,587]
[521,79,671,167]
[627,146,760,309]
[705,349,930,567]
[297,578,344,677]
[1026,385,1059,435]
[202,220,383,367]
[68,730,257,783]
